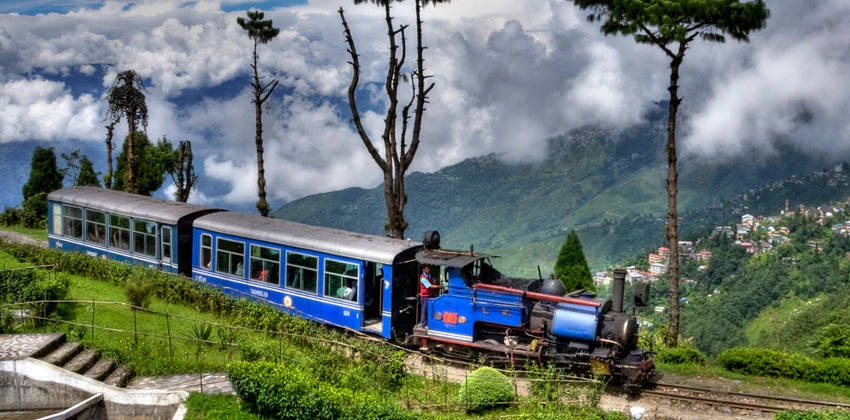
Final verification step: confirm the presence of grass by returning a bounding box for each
[0,250,31,269]
[183,394,265,420]
[0,225,48,242]
[655,362,850,403]
[16,271,280,376]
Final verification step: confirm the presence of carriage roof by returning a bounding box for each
[48,187,218,225]
[193,211,422,265]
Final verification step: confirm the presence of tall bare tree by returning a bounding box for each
[237,10,280,217]
[106,70,148,194]
[169,140,198,203]
[339,0,447,239]
[567,0,769,346]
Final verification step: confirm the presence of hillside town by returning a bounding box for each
[594,163,850,287]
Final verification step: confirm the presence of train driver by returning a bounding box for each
[418,265,440,327]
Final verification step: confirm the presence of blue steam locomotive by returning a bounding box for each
[46,186,655,387]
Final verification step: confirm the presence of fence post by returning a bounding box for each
[166,314,173,359]
[90,299,95,341]
[133,309,138,346]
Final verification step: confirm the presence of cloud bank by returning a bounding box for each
[0,0,847,208]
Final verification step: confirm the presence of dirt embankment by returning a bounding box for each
[0,230,47,248]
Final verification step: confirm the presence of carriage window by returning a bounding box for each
[216,238,245,277]
[133,219,157,257]
[51,204,62,235]
[109,215,131,251]
[200,234,212,269]
[161,227,172,262]
[285,252,317,293]
[250,245,280,285]
[62,206,83,239]
[85,210,106,244]
[325,260,359,301]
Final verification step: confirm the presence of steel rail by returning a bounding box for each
[653,382,850,409]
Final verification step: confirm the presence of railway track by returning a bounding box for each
[639,382,850,414]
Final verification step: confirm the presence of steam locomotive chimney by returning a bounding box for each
[612,269,626,313]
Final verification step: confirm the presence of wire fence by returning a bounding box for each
[1,263,607,413]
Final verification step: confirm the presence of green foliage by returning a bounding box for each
[0,206,24,227]
[570,0,770,45]
[717,348,850,387]
[183,393,267,420]
[457,366,516,413]
[812,323,850,358]
[0,308,14,333]
[21,146,63,227]
[124,271,155,309]
[76,155,101,187]
[0,267,70,323]
[23,146,64,203]
[774,409,850,420]
[226,361,416,420]
[60,150,101,187]
[655,346,707,366]
[113,133,173,196]
[717,348,816,381]
[554,229,594,292]
[237,10,280,44]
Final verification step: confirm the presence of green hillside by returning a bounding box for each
[273,118,849,276]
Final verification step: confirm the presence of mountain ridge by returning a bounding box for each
[274,120,850,276]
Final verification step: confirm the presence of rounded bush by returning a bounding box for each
[458,366,515,413]
[656,346,707,366]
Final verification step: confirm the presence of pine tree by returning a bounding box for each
[76,156,101,187]
[22,146,64,227]
[554,229,594,293]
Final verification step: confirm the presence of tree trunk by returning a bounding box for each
[126,115,136,194]
[105,123,115,189]
[665,50,684,348]
[252,40,270,217]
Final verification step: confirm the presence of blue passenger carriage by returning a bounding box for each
[190,211,423,339]
[47,187,219,275]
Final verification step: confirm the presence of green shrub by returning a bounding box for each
[774,409,850,420]
[125,271,155,309]
[717,347,816,380]
[0,308,14,333]
[457,366,515,413]
[811,358,850,387]
[227,361,416,420]
[0,207,24,226]
[228,360,338,419]
[656,346,708,366]
[1,268,70,322]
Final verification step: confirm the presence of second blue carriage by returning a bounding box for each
[190,211,423,339]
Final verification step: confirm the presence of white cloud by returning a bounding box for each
[1,0,849,208]
[0,78,101,143]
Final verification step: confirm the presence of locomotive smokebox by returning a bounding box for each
[422,230,441,249]
[612,269,626,313]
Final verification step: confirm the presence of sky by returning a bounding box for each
[1,0,849,209]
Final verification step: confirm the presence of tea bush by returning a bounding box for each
[717,347,850,387]
[656,346,708,366]
[227,361,416,420]
[125,272,155,309]
[717,348,815,380]
[457,366,516,413]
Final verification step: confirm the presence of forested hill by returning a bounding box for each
[274,114,850,276]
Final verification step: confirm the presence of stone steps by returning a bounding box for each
[37,334,135,388]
